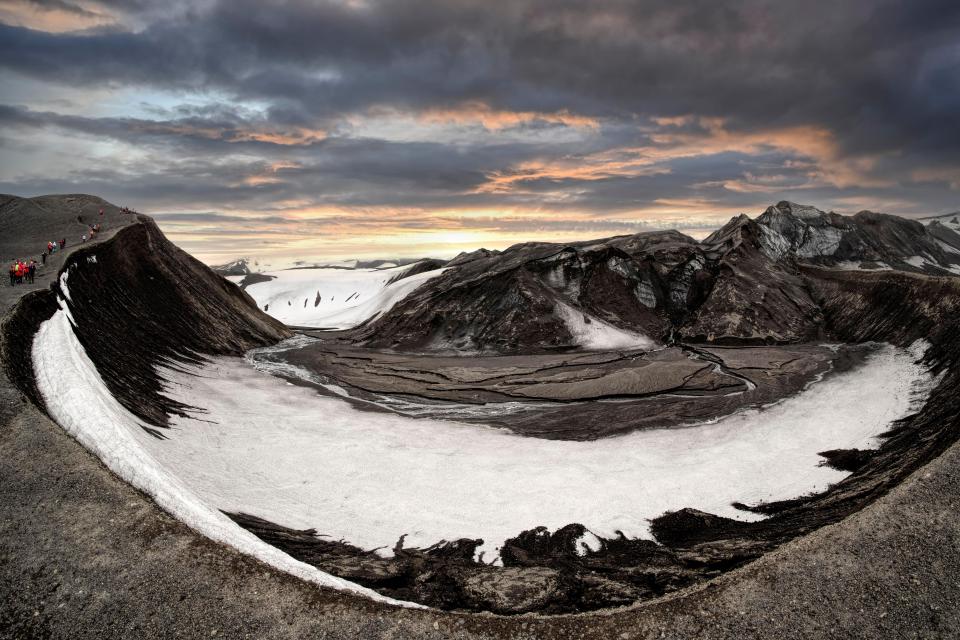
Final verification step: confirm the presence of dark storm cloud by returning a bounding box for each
[2,0,958,154]
[0,0,958,237]
[1,98,952,220]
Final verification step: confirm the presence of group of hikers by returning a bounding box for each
[8,260,37,286]
[82,223,102,244]
[47,238,67,255]
[6,203,137,287]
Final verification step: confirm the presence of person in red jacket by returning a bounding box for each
[14,262,22,285]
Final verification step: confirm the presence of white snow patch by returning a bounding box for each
[832,261,893,271]
[555,301,656,350]
[58,270,72,302]
[240,263,446,328]
[937,240,960,256]
[32,309,416,608]
[139,341,934,562]
[901,255,960,274]
[574,530,604,556]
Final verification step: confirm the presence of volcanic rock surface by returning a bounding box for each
[347,201,960,351]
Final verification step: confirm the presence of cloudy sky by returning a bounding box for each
[1,0,958,265]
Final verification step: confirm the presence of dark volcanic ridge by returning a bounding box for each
[343,201,960,353]
[3,195,960,615]
[3,208,290,435]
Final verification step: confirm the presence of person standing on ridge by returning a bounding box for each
[8,263,15,287]
[27,260,36,284]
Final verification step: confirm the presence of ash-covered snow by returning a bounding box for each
[31,308,415,607]
[248,337,554,420]
[903,253,960,275]
[232,263,445,328]
[137,340,933,563]
[832,261,893,271]
[756,224,792,261]
[555,302,657,350]
[795,226,844,258]
[634,279,657,308]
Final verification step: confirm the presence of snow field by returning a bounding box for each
[146,340,933,563]
[555,301,657,350]
[33,285,937,600]
[230,263,445,328]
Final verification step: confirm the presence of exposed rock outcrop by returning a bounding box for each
[210,257,253,277]
[353,202,958,353]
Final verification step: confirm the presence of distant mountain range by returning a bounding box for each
[347,201,960,352]
[211,256,435,276]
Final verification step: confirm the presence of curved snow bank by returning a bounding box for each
[32,308,415,608]
[231,264,446,329]
[138,341,932,562]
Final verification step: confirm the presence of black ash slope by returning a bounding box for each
[4,211,290,435]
